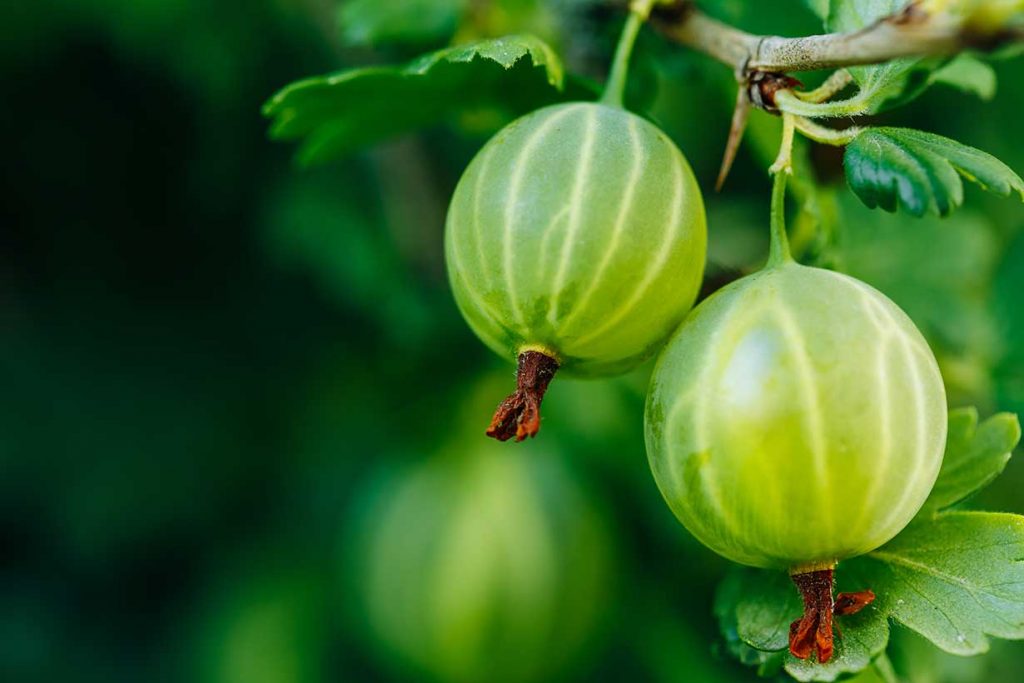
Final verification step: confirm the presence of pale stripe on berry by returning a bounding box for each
[571,147,686,347]
[774,296,834,540]
[557,113,645,335]
[547,107,599,325]
[501,105,580,329]
[684,291,760,548]
[870,295,934,538]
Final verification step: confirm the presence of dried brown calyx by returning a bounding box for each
[486,350,560,442]
[789,568,876,663]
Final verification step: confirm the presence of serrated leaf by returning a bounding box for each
[263,35,567,165]
[338,0,465,47]
[844,127,1024,216]
[920,408,1021,515]
[846,511,1024,655]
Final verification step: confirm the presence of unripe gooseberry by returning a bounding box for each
[349,434,614,683]
[446,102,706,440]
[645,244,947,661]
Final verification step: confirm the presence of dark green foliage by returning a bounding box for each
[844,128,1024,216]
[263,35,570,165]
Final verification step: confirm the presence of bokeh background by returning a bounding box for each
[2,1,1023,681]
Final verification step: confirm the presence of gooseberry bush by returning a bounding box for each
[266,0,1024,680]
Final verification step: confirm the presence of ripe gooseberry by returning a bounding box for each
[644,175,947,663]
[446,102,705,440]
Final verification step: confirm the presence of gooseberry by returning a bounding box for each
[645,181,947,662]
[446,101,706,440]
[349,422,613,683]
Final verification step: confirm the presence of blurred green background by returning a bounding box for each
[2,1,1023,681]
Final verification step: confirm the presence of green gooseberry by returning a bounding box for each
[646,260,947,570]
[446,102,707,440]
[645,180,947,661]
[349,430,614,683]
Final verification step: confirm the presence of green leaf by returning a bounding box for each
[846,512,1024,655]
[930,54,998,100]
[713,569,789,678]
[920,408,1021,515]
[844,127,1024,216]
[338,0,466,47]
[731,569,798,652]
[263,35,567,165]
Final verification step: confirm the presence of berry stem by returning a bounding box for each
[769,112,796,175]
[601,0,657,108]
[767,170,793,266]
[789,568,876,663]
[486,350,560,442]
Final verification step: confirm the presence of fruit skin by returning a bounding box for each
[645,261,947,571]
[446,102,706,377]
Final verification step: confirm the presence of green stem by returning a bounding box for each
[601,0,656,107]
[768,171,792,267]
[775,89,870,119]
[793,116,863,146]
[769,113,796,175]
[792,69,853,104]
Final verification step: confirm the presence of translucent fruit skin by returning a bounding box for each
[645,262,947,571]
[445,102,707,377]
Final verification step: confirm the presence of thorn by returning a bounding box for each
[716,86,751,191]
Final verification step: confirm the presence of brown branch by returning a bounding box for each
[651,0,1021,76]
